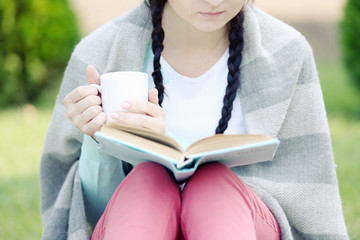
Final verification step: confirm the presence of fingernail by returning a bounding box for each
[121,102,130,109]
[111,112,120,120]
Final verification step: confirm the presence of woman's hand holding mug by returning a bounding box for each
[64,65,165,136]
[110,87,165,134]
[64,65,106,136]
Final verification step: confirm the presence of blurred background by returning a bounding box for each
[0,0,359,239]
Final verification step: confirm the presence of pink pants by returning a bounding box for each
[91,162,280,240]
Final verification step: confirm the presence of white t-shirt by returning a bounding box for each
[145,48,247,149]
[80,47,248,226]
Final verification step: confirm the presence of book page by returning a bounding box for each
[185,134,273,156]
[106,122,183,152]
[178,139,279,170]
[100,125,185,161]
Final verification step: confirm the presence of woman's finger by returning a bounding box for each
[121,100,164,118]
[73,105,103,129]
[65,94,101,120]
[112,111,165,133]
[82,111,107,136]
[64,85,99,106]
[76,95,102,115]
[86,65,101,85]
[148,88,159,105]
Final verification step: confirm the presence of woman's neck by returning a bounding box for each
[161,3,229,77]
[162,3,228,53]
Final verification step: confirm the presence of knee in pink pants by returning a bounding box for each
[91,162,181,240]
[91,162,280,240]
[181,162,280,240]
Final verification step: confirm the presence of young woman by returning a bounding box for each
[40,0,348,239]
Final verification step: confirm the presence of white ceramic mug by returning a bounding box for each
[91,71,148,122]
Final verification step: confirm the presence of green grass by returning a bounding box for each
[0,106,51,239]
[318,61,360,240]
[329,116,360,240]
[0,60,359,239]
[318,60,360,119]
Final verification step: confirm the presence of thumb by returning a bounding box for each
[86,65,100,85]
[148,88,159,105]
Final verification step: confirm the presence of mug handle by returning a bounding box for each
[89,84,102,93]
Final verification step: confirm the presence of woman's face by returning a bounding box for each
[165,0,245,33]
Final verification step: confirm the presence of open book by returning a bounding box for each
[95,122,280,181]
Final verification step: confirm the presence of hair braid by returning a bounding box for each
[215,11,245,134]
[120,0,167,175]
[147,1,245,133]
[149,1,166,106]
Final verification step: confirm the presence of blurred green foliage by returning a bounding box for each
[340,0,360,90]
[0,0,80,108]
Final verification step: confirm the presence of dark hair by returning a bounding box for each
[146,0,245,134]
